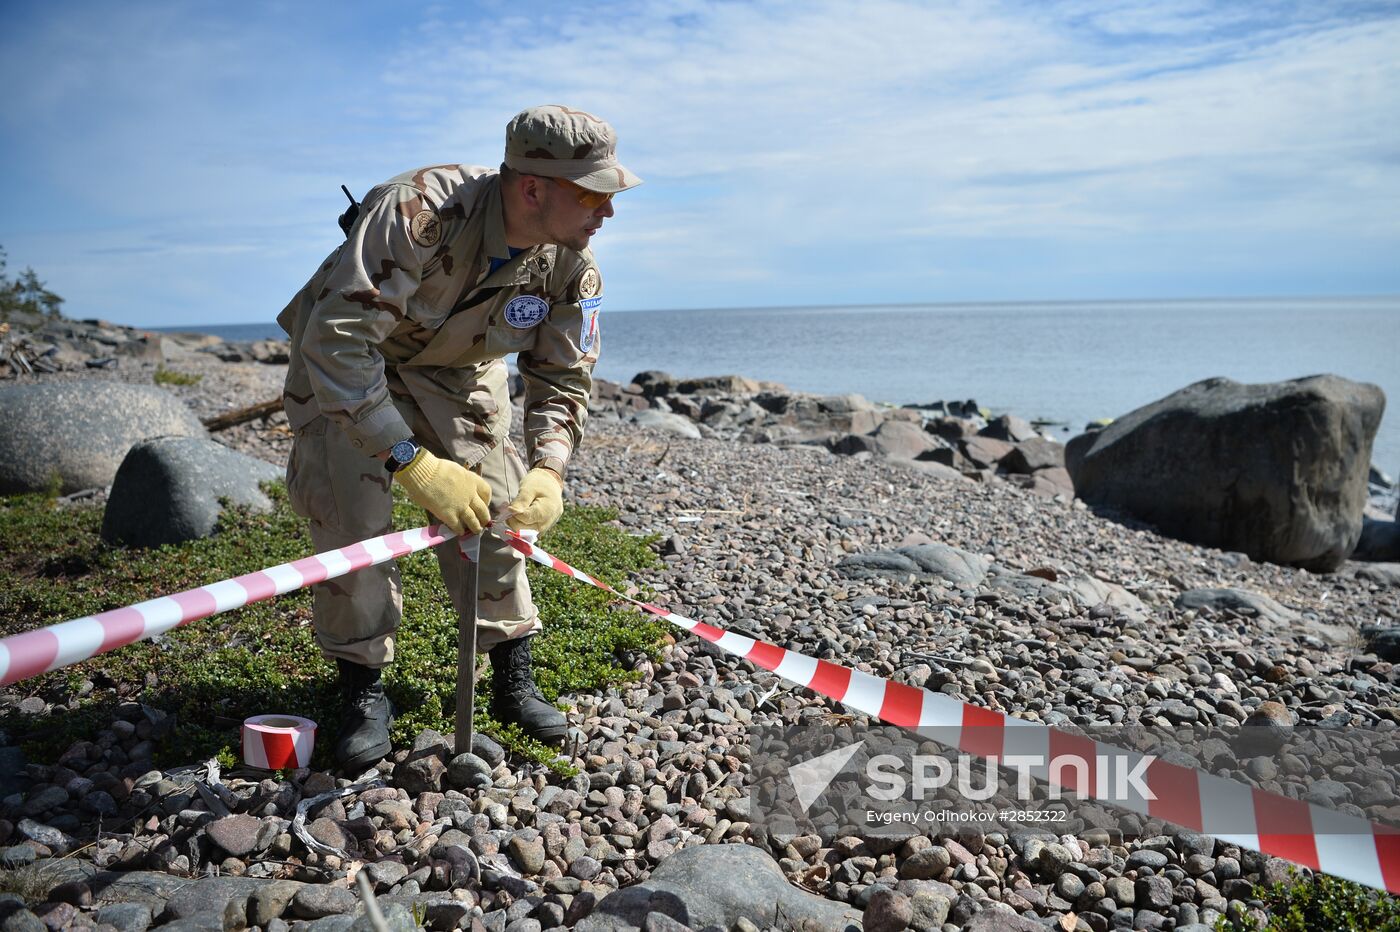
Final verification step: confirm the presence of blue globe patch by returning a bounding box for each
[504,295,550,329]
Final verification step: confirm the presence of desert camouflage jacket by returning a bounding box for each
[277,164,602,476]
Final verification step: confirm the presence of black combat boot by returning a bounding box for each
[489,637,567,746]
[334,659,394,774]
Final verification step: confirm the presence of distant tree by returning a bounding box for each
[0,246,65,321]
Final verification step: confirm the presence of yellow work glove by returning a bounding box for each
[393,448,491,535]
[507,467,564,534]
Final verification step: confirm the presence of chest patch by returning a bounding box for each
[504,294,550,329]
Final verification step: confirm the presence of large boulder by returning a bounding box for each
[1065,375,1384,572]
[0,381,206,494]
[101,438,281,546]
[575,844,861,932]
[869,420,938,460]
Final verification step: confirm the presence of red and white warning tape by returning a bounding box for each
[492,526,1400,896]
[0,525,458,688]
[1,521,1396,893]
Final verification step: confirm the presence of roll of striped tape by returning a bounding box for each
[241,714,317,770]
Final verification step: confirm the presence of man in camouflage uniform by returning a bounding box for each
[277,105,640,772]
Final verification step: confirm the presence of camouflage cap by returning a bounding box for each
[504,105,642,194]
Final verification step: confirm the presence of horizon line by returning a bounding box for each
[135,291,1400,330]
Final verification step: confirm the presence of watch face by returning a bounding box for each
[391,440,417,465]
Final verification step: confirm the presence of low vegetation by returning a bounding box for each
[1216,870,1400,931]
[152,365,203,386]
[0,483,666,773]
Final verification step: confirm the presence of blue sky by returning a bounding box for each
[1,0,1397,327]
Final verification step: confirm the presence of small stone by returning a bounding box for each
[397,754,446,795]
[308,816,353,851]
[0,909,45,932]
[206,814,267,858]
[446,753,493,790]
[1125,849,1168,871]
[568,855,602,881]
[364,859,410,891]
[508,833,547,874]
[248,881,303,926]
[898,845,950,879]
[1055,872,1085,900]
[1105,876,1135,906]
[291,884,358,919]
[1136,875,1173,911]
[1037,843,1073,878]
[863,887,913,932]
[908,891,951,931]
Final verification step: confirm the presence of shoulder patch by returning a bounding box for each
[410,209,441,247]
[576,267,601,300]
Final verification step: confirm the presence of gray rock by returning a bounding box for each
[1065,375,1384,571]
[101,437,280,546]
[81,869,186,914]
[1001,437,1064,474]
[1175,588,1298,625]
[863,887,913,932]
[961,435,1015,469]
[1363,625,1400,662]
[575,843,861,932]
[291,884,358,919]
[869,421,937,460]
[347,904,418,932]
[15,819,72,853]
[960,907,1045,931]
[1354,517,1400,561]
[248,880,305,926]
[1354,563,1400,586]
[978,414,1038,443]
[161,876,270,922]
[205,814,268,858]
[629,410,702,440]
[93,902,153,932]
[446,752,493,790]
[907,891,951,932]
[0,381,206,494]
[838,543,989,587]
[0,907,46,932]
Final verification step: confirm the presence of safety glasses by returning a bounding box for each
[550,176,614,210]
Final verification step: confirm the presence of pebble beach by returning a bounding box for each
[3,332,1399,932]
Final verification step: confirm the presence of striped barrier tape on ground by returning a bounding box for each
[491,527,1400,896]
[0,524,463,688]
[2,520,1397,893]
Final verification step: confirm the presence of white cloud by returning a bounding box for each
[0,0,1396,324]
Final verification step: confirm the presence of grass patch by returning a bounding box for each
[152,365,203,386]
[1217,871,1400,931]
[0,483,663,773]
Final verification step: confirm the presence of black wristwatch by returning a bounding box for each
[385,438,421,473]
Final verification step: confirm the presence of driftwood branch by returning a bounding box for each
[201,398,283,432]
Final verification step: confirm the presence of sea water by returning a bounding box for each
[157,296,1400,476]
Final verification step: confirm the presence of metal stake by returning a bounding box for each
[455,534,479,756]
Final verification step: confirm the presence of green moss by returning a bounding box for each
[1216,870,1400,932]
[152,365,203,386]
[1,483,663,774]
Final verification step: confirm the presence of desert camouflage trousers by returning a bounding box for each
[285,414,541,669]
